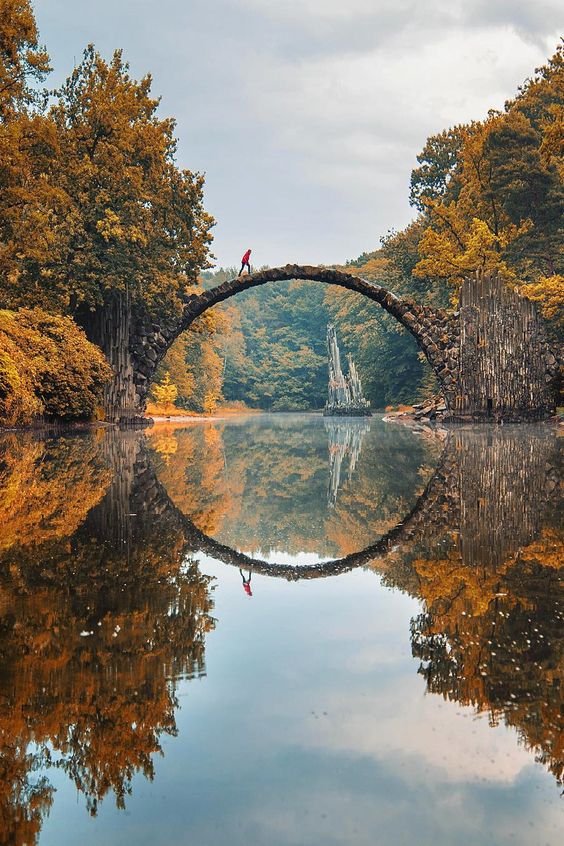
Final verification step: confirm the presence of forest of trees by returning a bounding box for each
[154,43,563,413]
[0,1,561,423]
[0,1,213,425]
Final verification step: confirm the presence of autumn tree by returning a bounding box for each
[28,47,214,317]
[155,333,195,403]
[331,62,563,402]
[0,308,112,426]
[151,372,178,408]
[413,45,563,305]
[1,40,215,419]
[153,306,224,414]
[0,1,63,308]
[0,0,50,119]
[0,430,215,835]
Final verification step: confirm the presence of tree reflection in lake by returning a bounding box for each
[381,427,563,786]
[152,419,563,789]
[411,552,563,782]
[0,431,214,842]
[0,418,561,844]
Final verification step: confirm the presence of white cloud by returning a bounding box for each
[242,26,547,192]
[35,1,562,265]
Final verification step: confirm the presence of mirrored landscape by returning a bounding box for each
[0,415,561,845]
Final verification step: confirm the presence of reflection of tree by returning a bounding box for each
[151,420,564,787]
[0,431,214,841]
[0,432,111,552]
[383,428,564,785]
[0,418,562,839]
[149,422,239,537]
[412,550,563,783]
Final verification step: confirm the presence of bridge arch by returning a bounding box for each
[140,265,460,413]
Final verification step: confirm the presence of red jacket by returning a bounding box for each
[242,249,251,264]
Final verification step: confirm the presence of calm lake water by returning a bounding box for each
[0,414,562,846]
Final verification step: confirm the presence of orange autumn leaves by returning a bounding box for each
[0,432,111,552]
[410,48,563,325]
[1,3,214,426]
[0,309,112,426]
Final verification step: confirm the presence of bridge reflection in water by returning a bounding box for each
[0,420,561,840]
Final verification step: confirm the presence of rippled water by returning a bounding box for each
[0,414,561,845]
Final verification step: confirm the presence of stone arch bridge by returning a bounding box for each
[94,265,558,424]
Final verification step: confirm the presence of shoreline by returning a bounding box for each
[2,407,561,433]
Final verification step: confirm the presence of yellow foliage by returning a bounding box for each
[415,203,521,287]
[0,433,111,552]
[0,0,51,119]
[154,306,225,413]
[520,528,564,570]
[540,103,564,179]
[157,335,195,400]
[152,433,178,463]
[414,97,561,301]
[0,337,43,426]
[151,372,178,408]
[334,255,391,282]
[0,308,112,427]
[520,274,564,328]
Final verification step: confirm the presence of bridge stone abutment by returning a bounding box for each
[454,272,558,421]
[104,265,557,424]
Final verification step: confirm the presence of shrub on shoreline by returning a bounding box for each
[0,308,112,427]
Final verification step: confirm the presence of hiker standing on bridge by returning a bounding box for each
[238,248,252,276]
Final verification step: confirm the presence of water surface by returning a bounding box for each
[0,414,561,845]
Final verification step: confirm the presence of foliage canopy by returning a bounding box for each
[0,308,112,425]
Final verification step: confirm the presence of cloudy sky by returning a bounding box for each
[34,1,561,269]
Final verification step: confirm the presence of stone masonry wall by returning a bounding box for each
[453,272,557,422]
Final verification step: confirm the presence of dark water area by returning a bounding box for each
[0,414,561,845]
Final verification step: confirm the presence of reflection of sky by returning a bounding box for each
[240,549,330,565]
[38,561,563,846]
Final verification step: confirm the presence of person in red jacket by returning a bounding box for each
[238,248,252,276]
[239,569,253,596]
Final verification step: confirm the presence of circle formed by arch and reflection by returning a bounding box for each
[173,440,450,580]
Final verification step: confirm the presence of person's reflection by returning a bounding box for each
[240,569,253,597]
